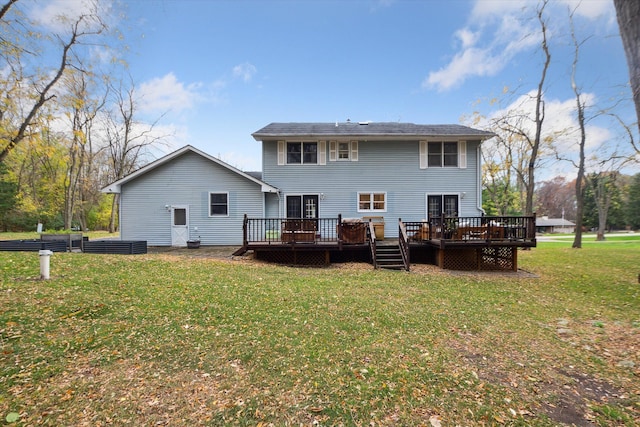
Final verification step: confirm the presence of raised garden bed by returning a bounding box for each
[0,240,68,252]
[40,233,84,251]
[83,240,147,255]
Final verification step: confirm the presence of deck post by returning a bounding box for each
[242,214,248,247]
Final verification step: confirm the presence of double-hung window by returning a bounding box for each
[209,192,228,216]
[287,142,317,164]
[428,142,458,167]
[358,192,386,212]
[338,142,350,160]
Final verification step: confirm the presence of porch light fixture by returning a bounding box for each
[320,193,325,200]
[461,192,466,199]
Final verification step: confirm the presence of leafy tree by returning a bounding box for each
[534,176,576,220]
[0,0,108,163]
[627,173,640,229]
[583,172,625,239]
[0,162,18,231]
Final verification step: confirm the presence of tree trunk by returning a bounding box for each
[526,1,551,216]
[109,193,119,233]
[614,0,640,134]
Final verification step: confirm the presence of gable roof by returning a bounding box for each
[101,145,278,194]
[252,122,495,141]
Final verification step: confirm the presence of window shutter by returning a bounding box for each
[419,141,427,169]
[318,141,326,165]
[329,141,337,162]
[351,141,358,161]
[458,141,467,169]
[277,141,285,165]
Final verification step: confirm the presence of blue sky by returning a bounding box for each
[28,0,639,177]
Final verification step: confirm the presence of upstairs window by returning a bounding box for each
[329,141,358,162]
[287,142,317,164]
[338,142,350,160]
[428,142,458,167]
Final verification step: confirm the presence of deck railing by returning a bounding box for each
[403,215,536,244]
[368,220,377,268]
[241,214,536,248]
[242,215,344,245]
[398,218,410,271]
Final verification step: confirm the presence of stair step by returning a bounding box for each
[374,243,406,270]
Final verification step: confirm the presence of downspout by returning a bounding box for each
[477,144,486,215]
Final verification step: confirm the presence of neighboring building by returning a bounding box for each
[536,216,576,234]
[252,121,495,239]
[101,145,278,246]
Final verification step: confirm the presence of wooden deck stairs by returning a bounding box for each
[374,241,406,270]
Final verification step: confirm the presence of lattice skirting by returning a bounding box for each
[255,250,330,266]
[439,246,517,271]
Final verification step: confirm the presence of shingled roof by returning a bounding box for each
[252,122,495,140]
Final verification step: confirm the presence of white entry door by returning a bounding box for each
[171,205,189,247]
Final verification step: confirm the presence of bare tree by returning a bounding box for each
[0,0,107,163]
[103,76,168,232]
[525,0,551,217]
[569,11,587,249]
[614,0,640,134]
[479,1,551,218]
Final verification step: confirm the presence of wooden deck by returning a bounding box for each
[236,215,536,270]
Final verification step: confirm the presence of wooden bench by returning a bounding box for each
[281,219,317,243]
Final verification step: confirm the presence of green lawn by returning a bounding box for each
[1,238,638,426]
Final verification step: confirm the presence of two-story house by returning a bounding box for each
[253,121,493,233]
[103,122,536,270]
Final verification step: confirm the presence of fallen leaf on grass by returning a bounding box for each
[429,414,442,427]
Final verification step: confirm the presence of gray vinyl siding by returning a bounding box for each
[119,151,264,245]
[262,139,482,238]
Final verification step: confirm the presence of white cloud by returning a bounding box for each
[28,0,113,33]
[424,0,615,92]
[138,73,203,115]
[558,0,614,21]
[232,63,257,83]
[455,28,479,49]
[424,0,540,92]
[469,0,527,20]
[424,47,504,91]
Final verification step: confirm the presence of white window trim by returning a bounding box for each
[357,191,387,213]
[209,191,229,217]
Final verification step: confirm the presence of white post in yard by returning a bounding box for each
[39,250,53,280]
